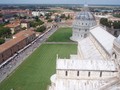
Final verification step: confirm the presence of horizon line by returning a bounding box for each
[0,3,120,6]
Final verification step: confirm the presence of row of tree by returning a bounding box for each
[30,16,44,27]
[113,21,120,29]
[0,27,11,38]
[0,38,5,45]
[45,13,52,20]
[100,18,120,29]
[113,14,120,18]
[60,14,71,20]
[45,13,71,22]
[36,25,46,32]
[0,26,11,45]
[100,18,112,28]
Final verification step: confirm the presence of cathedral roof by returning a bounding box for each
[90,26,115,55]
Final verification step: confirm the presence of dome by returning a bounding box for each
[70,6,97,42]
[75,11,95,20]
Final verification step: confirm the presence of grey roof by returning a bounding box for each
[90,26,115,55]
[75,11,95,20]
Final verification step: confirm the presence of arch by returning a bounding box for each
[112,52,117,59]
[65,71,68,76]
[84,34,87,38]
[77,71,79,76]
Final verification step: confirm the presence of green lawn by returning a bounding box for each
[47,27,72,42]
[0,44,77,90]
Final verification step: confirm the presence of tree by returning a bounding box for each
[35,16,39,22]
[0,24,5,27]
[100,18,108,25]
[30,17,44,28]
[45,13,52,20]
[100,18,111,28]
[13,14,18,18]
[0,38,5,45]
[30,20,44,27]
[113,14,120,18]
[65,15,71,20]
[45,15,50,20]
[60,14,66,19]
[19,16,27,19]
[0,27,11,38]
[37,20,44,25]
[0,14,3,18]
[22,27,27,30]
[48,19,53,22]
[36,26,46,32]
[30,21,36,27]
[113,21,120,29]
[67,14,71,19]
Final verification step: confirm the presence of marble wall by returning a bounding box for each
[56,70,117,79]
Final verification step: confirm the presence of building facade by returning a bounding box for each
[4,21,21,34]
[21,20,30,29]
[0,30,36,64]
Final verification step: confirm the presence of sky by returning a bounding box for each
[0,0,120,5]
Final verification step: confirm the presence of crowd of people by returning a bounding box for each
[0,25,58,83]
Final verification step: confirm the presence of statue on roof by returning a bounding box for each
[82,0,89,11]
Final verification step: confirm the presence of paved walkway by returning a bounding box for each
[44,42,77,44]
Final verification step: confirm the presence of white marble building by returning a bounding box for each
[48,25,120,90]
[70,5,96,42]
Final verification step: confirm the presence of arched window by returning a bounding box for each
[112,52,117,59]
[100,71,102,77]
[65,71,68,76]
[77,71,79,76]
[88,72,90,77]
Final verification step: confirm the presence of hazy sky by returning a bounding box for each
[0,0,119,5]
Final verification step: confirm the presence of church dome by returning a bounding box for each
[73,10,96,28]
[70,6,97,42]
[75,11,95,21]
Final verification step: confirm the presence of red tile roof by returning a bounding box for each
[0,29,35,53]
[4,23,20,28]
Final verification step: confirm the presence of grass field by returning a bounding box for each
[0,44,77,90]
[47,27,72,42]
